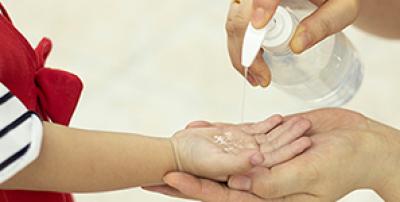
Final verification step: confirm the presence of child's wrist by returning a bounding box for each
[151,137,179,175]
[169,138,182,172]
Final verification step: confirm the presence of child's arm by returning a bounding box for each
[0,121,264,193]
[1,115,311,193]
[1,122,177,192]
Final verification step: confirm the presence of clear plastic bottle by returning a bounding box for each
[242,0,364,107]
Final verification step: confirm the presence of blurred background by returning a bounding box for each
[3,0,400,201]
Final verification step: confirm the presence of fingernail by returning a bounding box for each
[250,152,264,165]
[291,27,312,53]
[229,176,252,191]
[260,78,269,88]
[252,7,266,28]
[255,75,269,88]
[254,75,264,86]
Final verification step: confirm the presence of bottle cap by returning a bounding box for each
[263,6,295,52]
[241,6,295,67]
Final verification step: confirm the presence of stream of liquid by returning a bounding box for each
[240,68,248,122]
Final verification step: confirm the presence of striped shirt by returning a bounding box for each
[0,83,43,184]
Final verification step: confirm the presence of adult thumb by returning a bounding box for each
[290,0,359,53]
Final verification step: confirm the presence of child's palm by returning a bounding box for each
[172,127,260,180]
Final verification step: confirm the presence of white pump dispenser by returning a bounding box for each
[240,2,364,107]
[241,6,295,67]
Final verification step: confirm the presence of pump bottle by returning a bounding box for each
[242,0,364,107]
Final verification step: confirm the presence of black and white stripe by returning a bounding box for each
[0,83,43,183]
[0,92,13,105]
[0,144,30,172]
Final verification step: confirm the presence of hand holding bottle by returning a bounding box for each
[226,0,360,87]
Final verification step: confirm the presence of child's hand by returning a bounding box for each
[171,115,283,180]
[170,115,312,181]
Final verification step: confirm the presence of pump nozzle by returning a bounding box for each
[241,24,269,68]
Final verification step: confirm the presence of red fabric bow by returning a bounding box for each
[0,4,79,202]
[34,38,83,125]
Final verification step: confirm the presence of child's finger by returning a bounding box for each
[260,118,311,153]
[187,115,282,135]
[262,137,312,167]
[241,114,283,135]
[256,116,306,144]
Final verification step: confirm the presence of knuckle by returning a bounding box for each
[261,153,274,167]
[225,19,237,37]
[302,18,330,44]
[317,18,332,40]
[225,12,249,37]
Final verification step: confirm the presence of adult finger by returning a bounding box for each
[250,162,319,198]
[251,0,281,28]
[248,51,272,87]
[227,0,274,87]
[247,0,281,87]
[163,172,230,202]
[229,163,318,198]
[229,175,319,202]
[142,185,191,199]
[290,0,360,53]
[227,0,261,86]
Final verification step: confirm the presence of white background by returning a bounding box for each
[4,0,400,201]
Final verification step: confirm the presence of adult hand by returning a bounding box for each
[228,108,400,201]
[147,109,400,201]
[226,0,360,87]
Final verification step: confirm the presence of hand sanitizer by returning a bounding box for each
[242,1,364,107]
